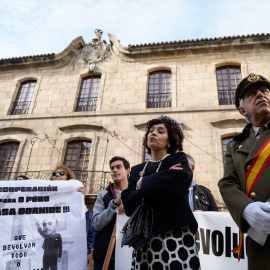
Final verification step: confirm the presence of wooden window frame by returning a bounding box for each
[147,70,171,108]
[216,66,241,105]
[76,76,101,112]
[63,140,92,180]
[11,80,37,115]
[0,142,19,179]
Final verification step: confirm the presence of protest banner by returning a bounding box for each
[116,212,248,270]
[0,179,87,270]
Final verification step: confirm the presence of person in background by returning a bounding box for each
[51,165,95,261]
[16,175,29,180]
[218,73,270,269]
[121,115,200,270]
[92,156,130,270]
[186,154,218,212]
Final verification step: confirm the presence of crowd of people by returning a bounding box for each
[15,73,270,270]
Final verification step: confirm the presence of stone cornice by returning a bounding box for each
[59,124,103,133]
[109,33,270,60]
[210,119,247,127]
[0,36,85,71]
[0,127,37,135]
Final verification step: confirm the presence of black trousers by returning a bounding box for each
[43,254,58,270]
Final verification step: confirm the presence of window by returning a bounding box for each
[0,142,19,180]
[76,76,100,111]
[222,137,233,164]
[11,80,36,115]
[216,66,241,105]
[63,140,92,180]
[147,71,171,108]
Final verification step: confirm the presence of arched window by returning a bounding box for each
[147,70,171,108]
[216,66,241,105]
[222,136,234,164]
[63,140,92,180]
[11,80,37,115]
[76,76,101,111]
[0,142,19,179]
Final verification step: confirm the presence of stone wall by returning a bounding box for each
[1,33,270,209]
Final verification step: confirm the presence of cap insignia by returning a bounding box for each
[247,74,260,82]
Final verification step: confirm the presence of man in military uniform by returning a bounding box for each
[218,73,270,269]
[36,217,62,270]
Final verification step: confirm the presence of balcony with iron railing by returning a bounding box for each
[76,97,98,112]
[11,101,31,115]
[218,89,235,105]
[0,170,111,195]
[147,93,171,108]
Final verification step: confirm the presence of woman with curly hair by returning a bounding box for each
[121,115,200,270]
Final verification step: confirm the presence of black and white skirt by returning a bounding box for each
[131,226,200,270]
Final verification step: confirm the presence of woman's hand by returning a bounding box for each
[169,163,183,170]
[78,186,86,196]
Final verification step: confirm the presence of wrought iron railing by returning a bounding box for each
[147,93,171,108]
[76,97,98,111]
[0,170,112,194]
[218,89,235,105]
[11,101,31,115]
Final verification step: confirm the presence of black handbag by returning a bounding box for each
[121,199,153,251]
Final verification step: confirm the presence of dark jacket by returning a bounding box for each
[122,152,197,235]
[86,209,96,254]
[92,183,117,263]
[193,184,218,211]
[38,228,62,258]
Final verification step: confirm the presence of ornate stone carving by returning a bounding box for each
[81,29,110,73]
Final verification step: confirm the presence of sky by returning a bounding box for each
[0,0,270,59]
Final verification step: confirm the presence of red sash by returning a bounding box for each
[232,137,270,261]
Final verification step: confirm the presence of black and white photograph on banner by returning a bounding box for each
[0,180,87,270]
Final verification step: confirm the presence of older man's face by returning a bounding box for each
[239,85,270,126]
[43,217,58,235]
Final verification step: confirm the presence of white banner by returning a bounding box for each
[116,212,247,270]
[0,180,87,270]
[194,212,247,270]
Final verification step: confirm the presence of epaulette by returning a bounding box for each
[233,123,252,142]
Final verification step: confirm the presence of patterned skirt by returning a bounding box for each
[131,226,200,270]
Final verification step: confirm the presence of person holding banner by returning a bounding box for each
[50,165,95,263]
[218,73,270,270]
[92,156,130,270]
[51,165,86,196]
[121,115,200,270]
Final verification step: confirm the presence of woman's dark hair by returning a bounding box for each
[16,175,29,180]
[144,118,183,155]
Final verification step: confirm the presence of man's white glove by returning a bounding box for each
[243,201,270,234]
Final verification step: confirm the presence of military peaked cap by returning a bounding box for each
[234,73,270,108]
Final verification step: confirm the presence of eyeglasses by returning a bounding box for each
[52,171,67,176]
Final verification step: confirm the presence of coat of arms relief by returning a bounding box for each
[81,29,111,73]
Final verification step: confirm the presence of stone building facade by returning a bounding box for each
[1,31,270,209]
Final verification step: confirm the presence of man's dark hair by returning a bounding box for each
[109,156,130,170]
